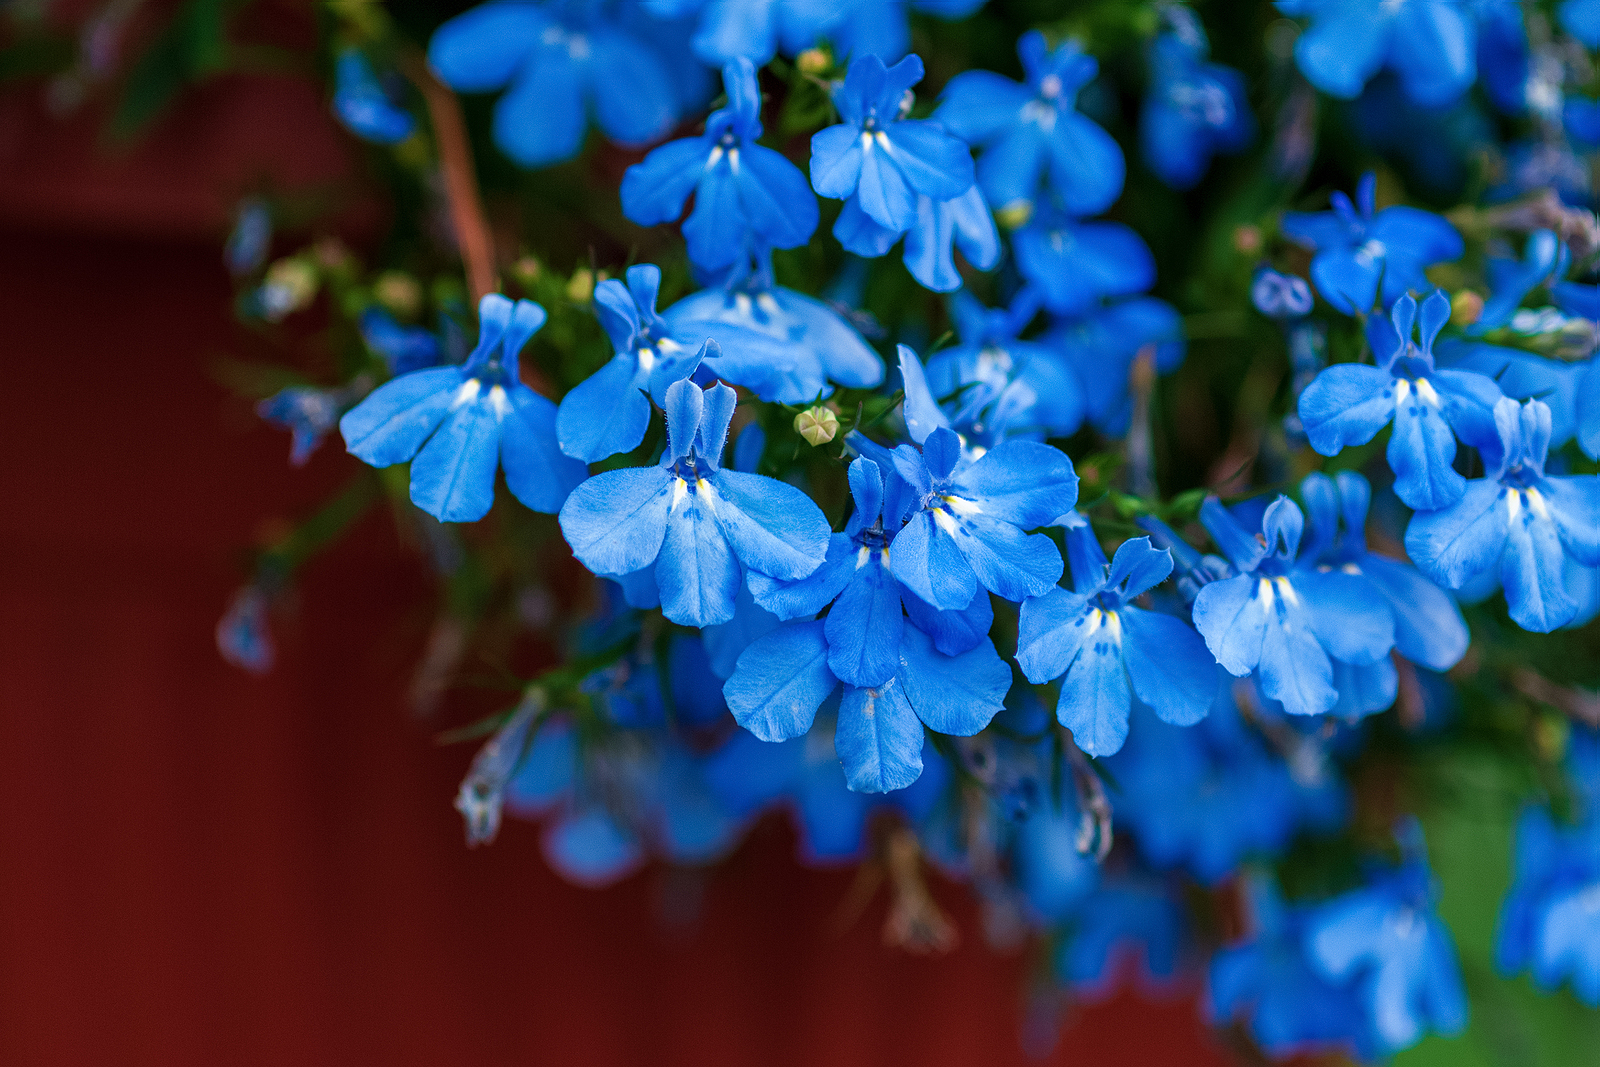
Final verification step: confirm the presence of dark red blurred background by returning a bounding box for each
[0,49,1233,1067]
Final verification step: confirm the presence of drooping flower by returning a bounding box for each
[428,1,706,168]
[1275,0,1477,107]
[1303,821,1469,1056]
[1298,289,1502,509]
[555,264,703,463]
[1406,397,1600,632]
[1016,534,1216,757]
[340,294,586,522]
[559,379,831,627]
[331,49,415,145]
[258,382,362,466]
[1192,495,1395,717]
[936,31,1124,217]
[810,53,975,241]
[622,58,818,273]
[1010,209,1155,317]
[663,246,884,403]
[1280,172,1464,314]
[1140,21,1253,190]
[723,457,1012,792]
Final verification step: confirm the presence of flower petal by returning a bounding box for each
[896,623,1010,736]
[409,400,504,522]
[559,466,676,575]
[836,679,925,792]
[724,620,837,741]
[556,355,652,462]
[710,469,832,580]
[658,492,742,625]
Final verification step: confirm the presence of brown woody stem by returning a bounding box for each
[402,53,496,303]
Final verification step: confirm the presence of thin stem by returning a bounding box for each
[401,52,497,303]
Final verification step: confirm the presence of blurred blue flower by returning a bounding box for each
[1251,267,1313,320]
[826,0,985,64]
[258,384,358,466]
[1193,495,1395,717]
[1039,295,1186,437]
[1304,821,1468,1056]
[811,53,975,238]
[1276,0,1476,107]
[643,0,849,66]
[1407,397,1600,632]
[1473,229,1569,332]
[723,457,1012,791]
[622,58,818,273]
[559,379,831,627]
[836,182,1001,292]
[1562,0,1600,48]
[664,247,884,403]
[331,49,415,144]
[429,1,704,168]
[358,307,444,376]
[224,198,271,276]
[1140,27,1253,190]
[216,585,274,675]
[936,31,1124,216]
[1016,534,1215,757]
[1280,172,1463,313]
[1056,877,1190,1001]
[556,264,703,462]
[1497,802,1600,1005]
[1298,289,1502,509]
[341,294,586,522]
[1012,210,1154,317]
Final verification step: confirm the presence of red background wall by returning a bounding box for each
[0,58,1234,1067]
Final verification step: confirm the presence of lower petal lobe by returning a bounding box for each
[555,356,651,463]
[723,620,837,742]
[836,679,925,793]
[558,466,675,576]
[409,401,504,523]
[657,494,742,626]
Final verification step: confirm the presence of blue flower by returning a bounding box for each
[824,0,984,63]
[1303,822,1468,1056]
[555,264,704,462]
[1209,876,1374,1060]
[340,294,586,522]
[1016,534,1215,757]
[722,457,1012,791]
[810,53,975,237]
[1109,688,1348,884]
[216,585,273,675]
[1007,768,1100,923]
[1478,0,1534,116]
[1406,397,1600,632]
[1011,210,1155,317]
[1562,0,1600,48]
[258,384,356,466]
[1280,172,1464,313]
[358,307,444,376]
[1140,25,1253,190]
[428,1,702,168]
[642,0,848,66]
[1298,289,1502,510]
[1276,0,1476,107]
[703,717,950,863]
[1055,877,1190,1001]
[1192,495,1395,717]
[1300,471,1470,675]
[223,198,271,276]
[936,31,1124,217]
[1496,803,1600,1005]
[913,292,1087,448]
[559,379,831,627]
[834,182,1001,292]
[663,248,885,404]
[1473,229,1570,332]
[863,399,1080,609]
[622,58,818,273]
[1251,267,1314,319]
[1038,295,1186,437]
[331,49,415,144]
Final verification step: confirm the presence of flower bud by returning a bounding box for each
[797,48,830,75]
[373,270,423,319]
[994,199,1033,230]
[794,405,839,446]
[1449,290,1483,327]
[565,267,594,303]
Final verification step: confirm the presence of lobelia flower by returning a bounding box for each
[919,289,1087,447]
[1562,0,1600,48]
[722,457,1012,792]
[258,382,364,466]
[640,0,850,66]
[223,198,271,277]
[1496,802,1600,1005]
[703,717,951,864]
[1108,690,1348,885]
[1304,821,1468,1056]
[809,53,976,246]
[1140,22,1253,190]
[834,181,1001,293]
[663,245,884,403]
[1209,876,1374,1061]
[331,49,415,144]
[358,307,444,376]
[1016,533,1216,758]
[936,31,1124,218]
[1275,0,1477,107]
[1406,397,1600,632]
[1280,172,1464,314]
[858,380,1080,609]
[1056,877,1190,1002]
[1039,295,1186,437]
[340,294,586,522]
[1192,495,1395,717]
[1469,229,1569,333]
[1298,289,1502,510]
[428,0,703,168]
[555,264,703,462]
[1251,267,1314,320]
[1011,209,1155,317]
[622,58,818,274]
[559,379,831,627]
[826,0,985,64]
